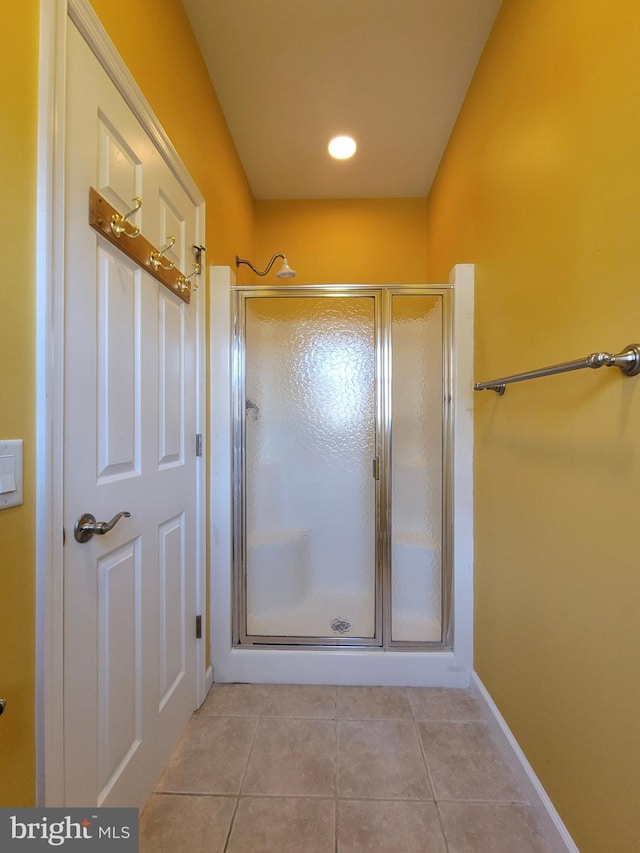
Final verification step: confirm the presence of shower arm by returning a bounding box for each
[235,253,285,277]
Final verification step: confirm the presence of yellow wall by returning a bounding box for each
[0,0,253,805]
[253,199,428,285]
[0,0,40,808]
[428,1,640,851]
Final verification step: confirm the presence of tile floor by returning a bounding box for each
[140,684,558,853]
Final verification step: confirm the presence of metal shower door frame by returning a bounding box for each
[231,284,452,650]
[382,287,453,650]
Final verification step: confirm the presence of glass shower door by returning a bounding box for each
[238,293,379,644]
[389,293,447,643]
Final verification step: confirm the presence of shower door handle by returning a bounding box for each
[246,398,260,419]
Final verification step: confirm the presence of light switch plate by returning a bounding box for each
[0,439,23,509]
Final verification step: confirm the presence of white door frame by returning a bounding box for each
[36,0,208,806]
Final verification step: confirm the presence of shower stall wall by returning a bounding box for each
[210,265,474,686]
[233,286,450,650]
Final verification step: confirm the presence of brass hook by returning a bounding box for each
[177,264,200,293]
[110,196,142,238]
[176,245,206,293]
[149,236,176,271]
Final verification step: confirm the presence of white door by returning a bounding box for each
[63,21,202,807]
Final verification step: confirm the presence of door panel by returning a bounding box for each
[158,294,184,467]
[63,21,199,807]
[96,248,140,480]
[97,539,141,799]
[97,113,142,213]
[158,191,185,268]
[158,513,186,707]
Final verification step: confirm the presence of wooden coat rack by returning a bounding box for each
[88,188,204,304]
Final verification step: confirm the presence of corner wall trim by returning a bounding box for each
[470,672,580,853]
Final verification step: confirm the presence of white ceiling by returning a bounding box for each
[180,0,502,200]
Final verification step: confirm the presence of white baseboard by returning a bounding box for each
[470,673,580,853]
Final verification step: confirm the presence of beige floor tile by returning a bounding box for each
[407,687,483,721]
[337,719,432,799]
[338,799,447,853]
[140,794,235,853]
[227,797,335,853]
[418,721,524,801]
[261,684,337,718]
[439,802,556,853]
[156,715,257,795]
[243,718,336,796]
[199,683,267,716]
[337,686,413,719]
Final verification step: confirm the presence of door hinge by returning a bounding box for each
[372,456,380,480]
[195,433,203,457]
[195,615,202,639]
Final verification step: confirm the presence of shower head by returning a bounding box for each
[276,257,296,279]
[235,253,297,279]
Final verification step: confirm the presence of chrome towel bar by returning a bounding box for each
[474,343,640,395]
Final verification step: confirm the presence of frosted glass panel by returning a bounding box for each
[244,296,376,640]
[391,295,443,642]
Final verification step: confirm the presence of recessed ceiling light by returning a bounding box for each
[328,135,357,160]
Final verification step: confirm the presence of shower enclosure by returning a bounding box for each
[232,286,451,650]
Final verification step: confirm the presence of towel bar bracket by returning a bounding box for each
[600,343,640,376]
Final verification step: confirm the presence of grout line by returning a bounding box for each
[434,802,452,853]
[226,792,437,801]
[221,798,238,853]
[201,712,431,721]
[236,715,262,798]
[413,716,437,802]
[221,715,261,853]
[414,716,451,852]
[435,797,539,805]
[334,690,339,853]
[334,712,339,853]
[257,684,268,718]
[153,789,532,804]
[151,790,238,799]
[233,794,338,803]
[406,685,418,722]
